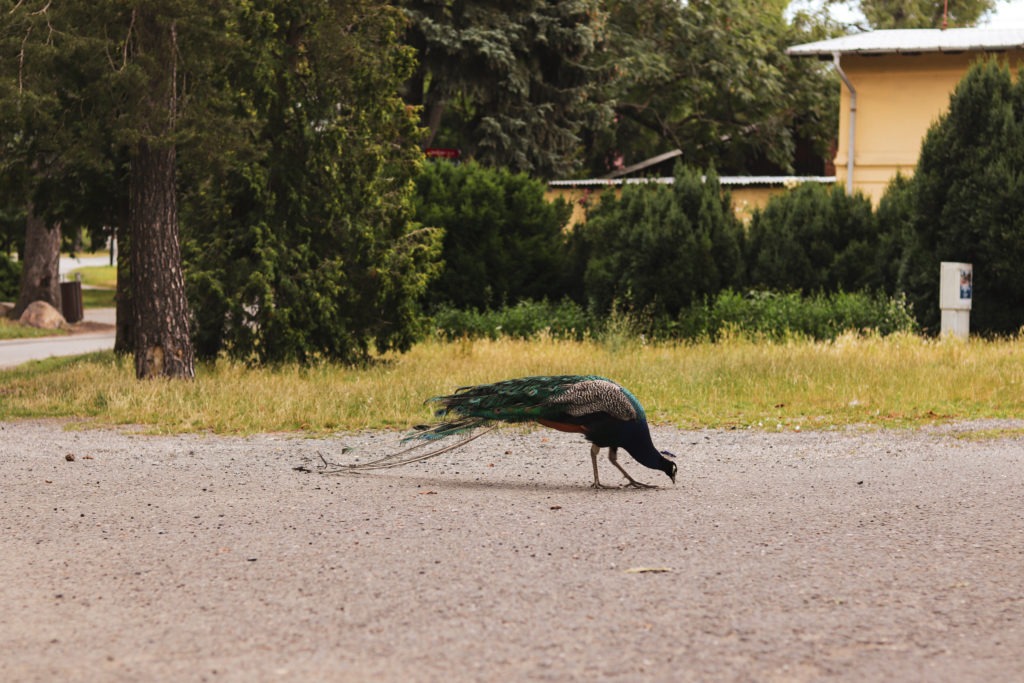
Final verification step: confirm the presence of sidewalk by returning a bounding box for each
[0,307,116,369]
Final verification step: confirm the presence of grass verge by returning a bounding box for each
[0,317,67,339]
[1,333,1022,434]
[69,265,117,289]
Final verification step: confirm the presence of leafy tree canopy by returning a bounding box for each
[584,0,839,176]
[825,0,997,29]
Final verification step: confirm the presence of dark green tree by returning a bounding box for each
[184,0,442,364]
[0,1,209,377]
[579,164,744,318]
[411,160,572,310]
[896,58,1024,334]
[745,182,880,294]
[399,0,610,177]
[0,2,79,317]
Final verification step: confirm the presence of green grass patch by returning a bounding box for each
[69,265,116,289]
[0,317,68,340]
[81,288,116,308]
[1,334,1022,434]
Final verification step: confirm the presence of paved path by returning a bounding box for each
[0,329,116,368]
[2,255,116,369]
[0,308,115,369]
[2,420,1022,682]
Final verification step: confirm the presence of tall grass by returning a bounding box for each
[1,334,1022,434]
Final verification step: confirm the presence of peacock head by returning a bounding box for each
[659,450,677,484]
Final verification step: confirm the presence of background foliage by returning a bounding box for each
[745,182,882,293]
[893,59,1024,335]
[576,165,744,318]
[182,1,442,364]
[412,161,572,310]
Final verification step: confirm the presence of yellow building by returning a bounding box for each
[788,28,1024,204]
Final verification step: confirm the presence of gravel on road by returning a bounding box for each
[2,420,1023,682]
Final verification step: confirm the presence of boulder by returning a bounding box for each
[0,302,13,319]
[19,300,66,329]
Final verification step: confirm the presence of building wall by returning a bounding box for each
[835,50,1024,204]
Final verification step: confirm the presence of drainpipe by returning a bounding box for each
[832,51,856,195]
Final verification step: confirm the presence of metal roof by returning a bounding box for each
[787,28,1024,56]
[548,176,836,188]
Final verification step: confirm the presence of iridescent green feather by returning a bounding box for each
[404,375,616,442]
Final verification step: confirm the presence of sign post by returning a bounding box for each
[939,262,972,340]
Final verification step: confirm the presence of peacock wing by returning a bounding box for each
[545,378,640,422]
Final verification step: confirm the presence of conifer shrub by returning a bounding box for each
[894,59,1024,334]
[577,164,744,318]
[745,181,882,293]
[412,161,574,310]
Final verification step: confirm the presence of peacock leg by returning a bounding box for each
[607,448,656,488]
[589,443,613,489]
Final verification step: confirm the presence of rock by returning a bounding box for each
[0,302,13,319]
[19,300,66,329]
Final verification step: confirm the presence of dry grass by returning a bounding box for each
[1,333,1022,434]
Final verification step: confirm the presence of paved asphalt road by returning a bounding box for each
[1,255,115,369]
[0,326,116,369]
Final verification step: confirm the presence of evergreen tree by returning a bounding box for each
[745,182,880,294]
[411,160,572,309]
[184,0,441,364]
[580,164,743,318]
[400,0,610,177]
[897,58,1024,334]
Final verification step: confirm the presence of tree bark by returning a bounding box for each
[130,138,193,379]
[11,202,61,319]
[129,12,194,380]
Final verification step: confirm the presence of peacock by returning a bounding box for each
[337,375,677,488]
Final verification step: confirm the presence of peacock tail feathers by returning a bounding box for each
[403,375,644,443]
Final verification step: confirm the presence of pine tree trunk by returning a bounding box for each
[130,139,193,379]
[11,202,61,319]
[129,11,193,380]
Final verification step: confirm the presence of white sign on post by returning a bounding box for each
[939,262,972,340]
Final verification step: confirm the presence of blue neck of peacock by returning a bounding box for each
[620,420,665,470]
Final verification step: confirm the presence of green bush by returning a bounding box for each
[578,164,744,318]
[412,161,573,310]
[428,290,917,343]
[745,181,882,293]
[430,299,594,340]
[895,58,1024,334]
[0,254,20,301]
[680,289,919,342]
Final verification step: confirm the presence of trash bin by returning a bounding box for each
[60,279,84,323]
